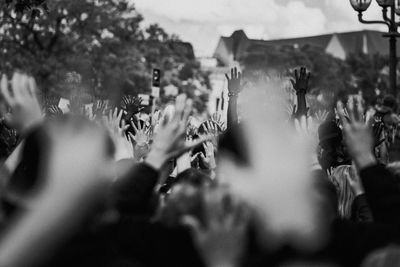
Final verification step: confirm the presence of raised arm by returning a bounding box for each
[338,99,400,225]
[225,68,241,128]
[291,67,310,119]
[1,73,43,176]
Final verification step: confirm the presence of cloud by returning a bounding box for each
[132,0,385,56]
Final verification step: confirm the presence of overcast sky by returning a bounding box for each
[133,0,388,57]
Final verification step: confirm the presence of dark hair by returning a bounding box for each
[175,168,212,187]
[159,168,212,194]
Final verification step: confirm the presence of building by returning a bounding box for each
[206,29,400,115]
[213,29,400,67]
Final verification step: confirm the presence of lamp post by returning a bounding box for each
[350,0,400,95]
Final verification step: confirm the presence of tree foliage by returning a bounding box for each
[241,43,393,105]
[0,0,208,103]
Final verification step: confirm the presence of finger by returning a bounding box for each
[294,69,298,80]
[27,76,37,96]
[206,121,212,132]
[0,74,13,106]
[307,116,313,130]
[356,98,364,123]
[108,109,112,122]
[191,152,201,162]
[290,79,295,88]
[294,119,301,133]
[131,121,138,133]
[301,67,306,77]
[169,135,212,159]
[231,68,234,79]
[128,132,136,142]
[180,99,193,126]
[122,123,130,132]
[11,72,24,100]
[199,152,206,160]
[300,115,307,131]
[347,98,357,122]
[225,73,230,81]
[117,110,123,123]
[337,101,350,130]
[202,142,208,152]
[140,120,145,131]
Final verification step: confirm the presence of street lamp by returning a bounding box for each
[350,0,400,95]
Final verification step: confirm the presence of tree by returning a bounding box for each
[242,44,352,95]
[241,43,394,107]
[0,0,208,105]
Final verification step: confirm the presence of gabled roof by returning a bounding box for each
[214,29,400,66]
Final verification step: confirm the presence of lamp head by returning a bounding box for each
[395,0,400,15]
[350,0,372,12]
[376,0,394,7]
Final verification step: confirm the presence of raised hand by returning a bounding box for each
[92,99,108,120]
[46,105,63,118]
[199,120,221,147]
[200,141,217,170]
[150,109,162,134]
[211,112,226,131]
[122,95,142,122]
[314,110,329,125]
[225,67,242,97]
[0,117,113,267]
[291,67,310,118]
[129,120,152,161]
[42,96,60,111]
[337,99,375,169]
[290,67,311,94]
[129,120,151,145]
[145,94,210,170]
[0,72,42,134]
[103,108,133,161]
[182,189,248,267]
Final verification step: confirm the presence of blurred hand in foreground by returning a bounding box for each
[0,117,113,267]
[182,189,248,267]
[0,73,42,134]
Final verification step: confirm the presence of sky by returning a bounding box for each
[133,0,388,57]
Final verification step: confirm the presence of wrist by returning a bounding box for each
[135,142,149,149]
[296,89,307,95]
[20,118,43,137]
[353,152,376,170]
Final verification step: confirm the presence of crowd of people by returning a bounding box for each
[0,65,400,267]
